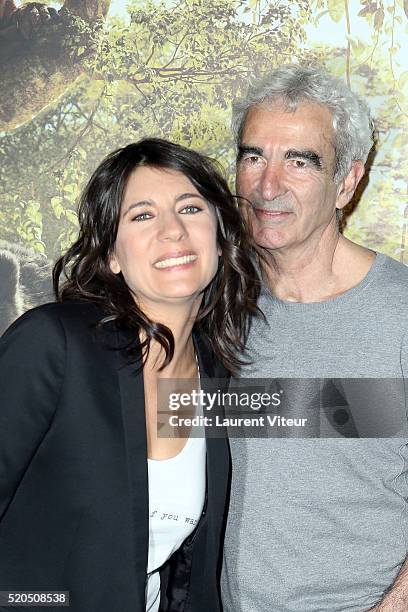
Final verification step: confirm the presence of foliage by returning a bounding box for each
[310,0,408,261]
[1,0,407,262]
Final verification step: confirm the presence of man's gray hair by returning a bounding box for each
[232,64,374,182]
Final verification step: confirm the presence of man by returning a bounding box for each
[221,65,408,611]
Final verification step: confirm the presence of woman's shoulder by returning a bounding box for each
[27,300,103,318]
[2,300,105,342]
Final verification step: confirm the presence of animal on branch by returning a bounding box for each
[0,0,110,130]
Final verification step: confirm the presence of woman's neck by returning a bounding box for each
[140,298,201,376]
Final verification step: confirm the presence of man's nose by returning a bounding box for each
[260,162,285,201]
[157,212,186,241]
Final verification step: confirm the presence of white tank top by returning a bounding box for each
[145,424,206,611]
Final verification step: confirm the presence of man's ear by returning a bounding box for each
[336,161,365,210]
[109,252,121,274]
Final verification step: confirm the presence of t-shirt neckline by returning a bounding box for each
[262,251,387,312]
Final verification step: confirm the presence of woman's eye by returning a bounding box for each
[180,205,201,214]
[131,212,153,221]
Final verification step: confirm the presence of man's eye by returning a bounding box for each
[243,155,262,165]
[291,159,307,169]
[131,212,153,221]
[180,205,201,214]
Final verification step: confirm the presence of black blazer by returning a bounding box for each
[0,301,230,612]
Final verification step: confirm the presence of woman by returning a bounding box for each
[0,138,260,612]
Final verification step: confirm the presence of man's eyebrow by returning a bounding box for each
[285,149,323,169]
[237,145,264,161]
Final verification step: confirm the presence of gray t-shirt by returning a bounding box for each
[221,252,408,612]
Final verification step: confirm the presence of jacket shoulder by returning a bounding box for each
[2,301,104,338]
[27,300,103,322]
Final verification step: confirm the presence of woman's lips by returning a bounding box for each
[153,253,198,270]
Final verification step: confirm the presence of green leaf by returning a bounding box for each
[348,37,366,58]
[398,71,408,91]
[65,210,79,226]
[33,241,46,254]
[327,0,345,22]
[63,184,77,195]
[51,196,64,220]
[392,132,408,148]
[374,8,384,30]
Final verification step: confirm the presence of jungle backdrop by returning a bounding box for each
[0,0,407,332]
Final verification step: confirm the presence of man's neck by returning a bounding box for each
[263,234,375,303]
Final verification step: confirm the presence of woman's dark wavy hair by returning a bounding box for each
[53,138,262,373]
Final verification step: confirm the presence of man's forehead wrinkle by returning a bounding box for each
[259,97,297,115]
[256,97,336,121]
[322,131,336,152]
[241,105,337,170]
[245,101,336,132]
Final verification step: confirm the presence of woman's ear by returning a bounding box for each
[217,245,222,256]
[109,252,121,274]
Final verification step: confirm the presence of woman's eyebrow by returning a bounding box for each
[175,193,206,203]
[123,200,155,217]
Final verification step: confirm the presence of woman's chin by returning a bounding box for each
[135,288,204,309]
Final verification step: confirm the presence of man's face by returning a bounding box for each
[236,102,343,253]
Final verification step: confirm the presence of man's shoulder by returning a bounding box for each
[378,252,408,279]
[373,252,408,295]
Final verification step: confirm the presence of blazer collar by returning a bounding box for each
[105,321,225,599]
[114,328,149,607]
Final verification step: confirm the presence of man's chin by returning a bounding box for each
[253,226,289,251]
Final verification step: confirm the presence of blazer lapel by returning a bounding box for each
[115,329,149,608]
[193,330,229,514]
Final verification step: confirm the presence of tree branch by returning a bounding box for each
[40,86,105,175]
[344,0,351,88]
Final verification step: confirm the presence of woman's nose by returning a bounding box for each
[157,212,186,242]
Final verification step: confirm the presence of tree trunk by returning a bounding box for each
[0,0,111,131]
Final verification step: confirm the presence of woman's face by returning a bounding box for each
[109,165,220,311]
